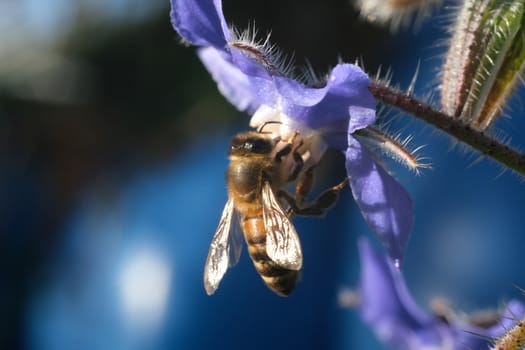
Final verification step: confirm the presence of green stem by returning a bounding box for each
[369,81,525,176]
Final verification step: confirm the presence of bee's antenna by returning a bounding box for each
[257,121,282,134]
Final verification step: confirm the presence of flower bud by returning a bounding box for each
[353,0,442,30]
[441,0,525,131]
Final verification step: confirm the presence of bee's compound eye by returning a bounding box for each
[246,138,272,154]
[229,133,273,155]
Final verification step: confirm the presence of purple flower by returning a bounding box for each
[357,237,525,350]
[170,0,413,262]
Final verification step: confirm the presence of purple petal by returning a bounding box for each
[229,49,274,81]
[274,76,328,107]
[198,47,260,113]
[348,105,376,134]
[346,137,413,262]
[170,0,230,48]
[228,50,279,106]
[358,238,506,350]
[358,238,441,348]
[276,64,376,131]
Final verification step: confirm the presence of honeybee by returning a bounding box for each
[204,130,347,296]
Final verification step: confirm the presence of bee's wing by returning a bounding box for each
[262,182,303,271]
[204,198,240,295]
[228,211,243,267]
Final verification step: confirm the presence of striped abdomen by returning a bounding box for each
[241,212,300,296]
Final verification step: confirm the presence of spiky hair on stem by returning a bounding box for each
[489,300,525,350]
[228,24,296,78]
[228,24,330,87]
[359,63,431,175]
[356,125,431,175]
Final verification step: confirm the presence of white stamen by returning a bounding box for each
[250,104,328,163]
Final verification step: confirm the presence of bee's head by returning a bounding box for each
[229,132,274,156]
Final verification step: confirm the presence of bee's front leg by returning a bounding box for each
[279,178,349,218]
[294,164,316,207]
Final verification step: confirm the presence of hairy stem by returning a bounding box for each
[490,318,525,350]
[369,81,525,176]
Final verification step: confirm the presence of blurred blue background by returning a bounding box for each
[1,0,525,349]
